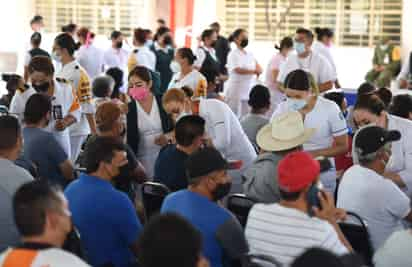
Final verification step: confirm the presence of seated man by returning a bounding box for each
[0,115,33,251]
[65,137,142,267]
[365,37,401,88]
[242,111,314,203]
[0,180,88,266]
[23,94,74,187]
[245,151,351,266]
[161,147,248,267]
[137,213,209,267]
[337,126,412,250]
[154,115,206,191]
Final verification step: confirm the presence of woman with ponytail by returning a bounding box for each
[264,36,293,113]
[76,27,104,79]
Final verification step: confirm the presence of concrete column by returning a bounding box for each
[401,0,412,59]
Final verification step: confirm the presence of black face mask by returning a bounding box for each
[212,182,232,201]
[240,38,249,48]
[163,36,173,45]
[32,81,50,93]
[116,41,123,49]
[210,41,217,48]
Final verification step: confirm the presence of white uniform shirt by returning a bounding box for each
[246,203,348,266]
[277,52,336,85]
[127,46,156,71]
[194,46,217,68]
[199,98,256,170]
[168,69,207,94]
[9,81,81,158]
[76,44,104,79]
[225,47,257,100]
[103,47,129,71]
[272,96,348,193]
[57,60,94,136]
[312,41,337,81]
[337,164,410,250]
[397,54,410,82]
[0,247,90,267]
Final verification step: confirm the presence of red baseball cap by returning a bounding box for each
[278,151,320,193]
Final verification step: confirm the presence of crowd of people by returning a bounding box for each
[1,13,412,267]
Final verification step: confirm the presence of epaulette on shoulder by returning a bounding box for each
[56,77,69,83]
[75,65,79,69]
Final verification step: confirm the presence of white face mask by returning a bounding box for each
[286,97,307,111]
[170,61,181,73]
[380,44,388,50]
[51,51,62,62]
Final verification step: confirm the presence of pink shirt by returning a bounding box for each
[265,53,286,91]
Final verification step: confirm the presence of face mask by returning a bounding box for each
[210,41,217,48]
[116,41,123,49]
[294,41,306,55]
[380,44,388,50]
[129,86,150,101]
[240,38,248,48]
[163,36,173,45]
[212,182,232,201]
[286,97,307,111]
[170,61,181,73]
[51,51,62,62]
[32,81,50,93]
[145,40,154,47]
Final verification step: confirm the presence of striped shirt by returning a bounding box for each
[245,203,348,266]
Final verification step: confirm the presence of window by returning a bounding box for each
[34,0,145,37]
[220,0,402,47]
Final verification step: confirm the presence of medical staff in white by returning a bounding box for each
[352,93,412,197]
[163,89,257,193]
[53,33,97,163]
[10,57,80,158]
[225,29,262,117]
[278,28,335,93]
[104,31,129,71]
[75,28,104,79]
[127,28,156,72]
[271,70,348,194]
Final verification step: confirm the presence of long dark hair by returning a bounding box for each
[228,28,246,42]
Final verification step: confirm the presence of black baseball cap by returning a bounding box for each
[185,147,229,179]
[355,126,401,156]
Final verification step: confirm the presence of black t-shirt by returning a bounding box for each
[153,144,189,192]
[114,144,139,194]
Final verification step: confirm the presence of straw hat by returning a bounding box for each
[257,111,315,151]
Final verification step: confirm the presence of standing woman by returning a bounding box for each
[194,29,221,83]
[168,48,207,97]
[53,33,97,163]
[271,70,349,194]
[128,28,156,72]
[126,66,173,177]
[264,37,293,112]
[76,27,104,79]
[225,28,262,117]
[151,27,175,95]
[313,27,340,88]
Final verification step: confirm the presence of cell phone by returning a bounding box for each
[307,183,322,217]
[52,105,63,120]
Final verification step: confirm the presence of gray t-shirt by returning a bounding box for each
[22,127,68,187]
[242,152,282,203]
[374,230,412,267]
[0,158,33,251]
[240,114,269,147]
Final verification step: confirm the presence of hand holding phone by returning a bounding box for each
[311,190,339,224]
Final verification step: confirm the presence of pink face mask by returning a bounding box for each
[129,86,150,101]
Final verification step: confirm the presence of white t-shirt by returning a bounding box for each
[199,98,256,171]
[128,46,156,71]
[194,46,217,68]
[277,51,336,85]
[168,69,207,93]
[245,203,348,266]
[397,53,410,82]
[225,47,257,100]
[76,44,104,79]
[0,247,90,267]
[57,60,94,136]
[103,47,129,70]
[337,165,411,250]
[312,41,337,80]
[9,81,81,158]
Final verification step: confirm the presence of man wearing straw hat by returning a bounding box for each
[242,111,315,203]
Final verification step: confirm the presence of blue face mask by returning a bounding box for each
[294,41,306,55]
[286,97,307,111]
